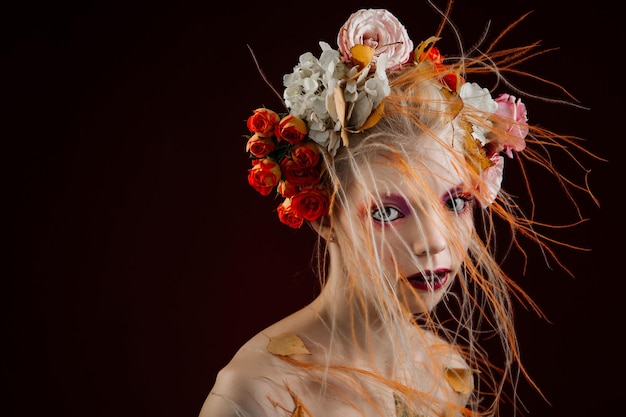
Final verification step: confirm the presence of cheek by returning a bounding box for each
[461,215,474,245]
[378,237,411,281]
[451,216,474,258]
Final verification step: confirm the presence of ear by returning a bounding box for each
[310,216,333,241]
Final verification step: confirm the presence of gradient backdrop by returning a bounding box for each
[5,1,619,416]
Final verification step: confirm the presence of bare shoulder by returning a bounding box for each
[199,318,314,417]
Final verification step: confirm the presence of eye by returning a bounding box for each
[444,193,474,215]
[371,206,405,222]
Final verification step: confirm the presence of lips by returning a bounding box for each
[406,269,449,291]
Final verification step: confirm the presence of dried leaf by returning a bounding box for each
[340,128,351,148]
[333,85,347,127]
[290,404,305,417]
[333,85,351,147]
[393,392,426,417]
[357,101,385,132]
[414,36,441,63]
[444,367,473,395]
[438,88,463,122]
[267,333,311,356]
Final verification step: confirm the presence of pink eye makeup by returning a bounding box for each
[366,187,474,224]
[370,194,411,223]
[442,186,474,215]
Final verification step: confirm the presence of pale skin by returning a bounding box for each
[199,139,475,417]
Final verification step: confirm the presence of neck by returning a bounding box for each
[309,243,410,369]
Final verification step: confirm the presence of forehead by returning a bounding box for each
[361,140,467,198]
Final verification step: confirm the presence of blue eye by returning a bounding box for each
[445,194,474,214]
[371,206,404,222]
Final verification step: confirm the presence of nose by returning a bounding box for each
[411,211,447,256]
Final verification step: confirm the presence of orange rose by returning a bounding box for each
[291,141,320,168]
[246,134,275,158]
[281,157,321,187]
[247,158,281,196]
[277,198,304,229]
[275,114,307,144]
[290,188,330,221]
[277,180,297,198]
[420,46,443,64]
[247,108,280,137]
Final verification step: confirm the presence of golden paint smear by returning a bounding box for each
[267,333,311,356]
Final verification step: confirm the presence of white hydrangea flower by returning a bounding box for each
[282,42,391,155]
[459,82,497,145]
[283,42,349,152]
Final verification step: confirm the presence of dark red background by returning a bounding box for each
[5,1,619,416]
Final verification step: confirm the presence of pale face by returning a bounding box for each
[342,141,475,314]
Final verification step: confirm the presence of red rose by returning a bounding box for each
[281,157,321,187]
[247,158,281,196]
[247,108,280,137]
[277,198,304,229]
[291,141,320,168]
[290,188,330,221]
[439,72,463,92]
[246,134,275,158]
[275,114,307,144]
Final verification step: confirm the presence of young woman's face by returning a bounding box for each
[345,140,475,314]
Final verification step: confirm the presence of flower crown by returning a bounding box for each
[245,8,529,229]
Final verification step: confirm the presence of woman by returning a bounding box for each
[200,6,597,417]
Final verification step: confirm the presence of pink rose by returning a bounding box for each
[493,94,528,158]
[476,153,504,207]
[337,8,413,71]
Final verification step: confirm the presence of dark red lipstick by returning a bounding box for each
[407,269,449,291]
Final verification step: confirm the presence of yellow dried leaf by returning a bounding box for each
[333,85,350,147]
[439,88,463,121]
[268,333,311,356]
[414,36,441,63]
[340,128,351,148]
[350,44,374,69]
[334,85,347,127]
[291,404,305,417]
[357,101,385,132]
[444,367,473,395]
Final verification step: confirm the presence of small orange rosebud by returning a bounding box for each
[277,198,304,229]
[277,180,297,198]
[246,134,275,158]
[290,188,330,221]
[247,108,280,137]
[281,157,321,187]
[275,114,307,144]
[291,141,320,168]
[247,158,281,196]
